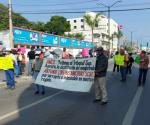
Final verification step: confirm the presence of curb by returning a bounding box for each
[0,82,6,88]
[0,76,32,89]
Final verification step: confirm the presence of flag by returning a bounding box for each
[118,25,123,30]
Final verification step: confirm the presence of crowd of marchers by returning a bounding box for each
[0,46,149,106]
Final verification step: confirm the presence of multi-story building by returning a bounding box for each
[67,12,119,51]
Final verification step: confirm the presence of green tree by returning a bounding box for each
[30,22,45,32]
[45,16,70,35]
[74,33,85,40]
[84,13,101,43]
[12,13,31,28]
[114,29,123,49]
[0,3,9,30]
[0,3,31,31]
[64,33,85,40]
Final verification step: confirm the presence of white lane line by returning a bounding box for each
[0,90,64,121]
[122,87,143,125]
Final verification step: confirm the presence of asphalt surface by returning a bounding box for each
[0,59,150,125]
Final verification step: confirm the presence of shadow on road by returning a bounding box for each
[1,65,150,125]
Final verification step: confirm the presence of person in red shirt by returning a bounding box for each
[138,50,149,86]
[62,48,70,59]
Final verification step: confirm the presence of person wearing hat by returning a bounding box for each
[27,46,35,76]
[32,52,45,95]
[138,50,149,86]
[4,49,16,89]
[93,47,108,105]
[44,46,54,59]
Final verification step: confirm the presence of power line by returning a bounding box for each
[16,7,101,13]
[16,7,150,15]
[114,2,150,8]
[11,1,150,8]
[13,2,150,13]
[12,0,98,6]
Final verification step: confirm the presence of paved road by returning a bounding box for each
[0,59,150,125]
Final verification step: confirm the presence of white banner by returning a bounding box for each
[35,58,96,92]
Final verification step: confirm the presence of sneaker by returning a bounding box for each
[93,99,101,103]
[101,101,108,105]
[10,86,15,90]
[5,86,11,89]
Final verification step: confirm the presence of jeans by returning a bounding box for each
[126,64,132,74]
[14,65,19,76]
[33,71,45,92]
[5,69,15,87]
[17,61,22,75]
[120,66,127,81]
[113,63,119,72]
[138,68,148,86]
[28,59,34,75]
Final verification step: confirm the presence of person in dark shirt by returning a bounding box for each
[126,53,134,74]
[93,47,108,105]
[27,46,35,75]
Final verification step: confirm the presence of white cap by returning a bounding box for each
[45,47,49,50]
[5,48,11,51]
[35,50,41,55]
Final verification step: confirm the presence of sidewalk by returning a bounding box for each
[0,73,32,88]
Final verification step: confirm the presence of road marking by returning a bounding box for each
[0,90,64,121]
[122,87,143,125]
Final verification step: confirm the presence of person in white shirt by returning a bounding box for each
[44,47,54,59]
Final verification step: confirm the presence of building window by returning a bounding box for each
[81,19,84,22]
[81,25,84,29]
[74,26,77,29]
[74,20,76,23]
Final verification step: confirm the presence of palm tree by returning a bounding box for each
[114,29,123,49]
[84,13,101,45]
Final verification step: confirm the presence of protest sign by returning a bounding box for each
[35,58,96,92]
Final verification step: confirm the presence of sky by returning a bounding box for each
[0,0,150,47]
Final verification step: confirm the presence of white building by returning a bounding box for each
[67,12,119,51]
[0,30,10,49]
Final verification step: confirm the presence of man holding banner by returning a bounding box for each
[94,47,108,105]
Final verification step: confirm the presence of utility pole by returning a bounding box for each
[136,40,139,51]
[108,7,111,51]
[8,0,14,48]
[131,31,133,49]
[97,0,122,53]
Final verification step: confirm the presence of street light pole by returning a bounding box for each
[97,0,121,53]
[108,6,111,52]
[8,0,14,48]
[131,31,133,49]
